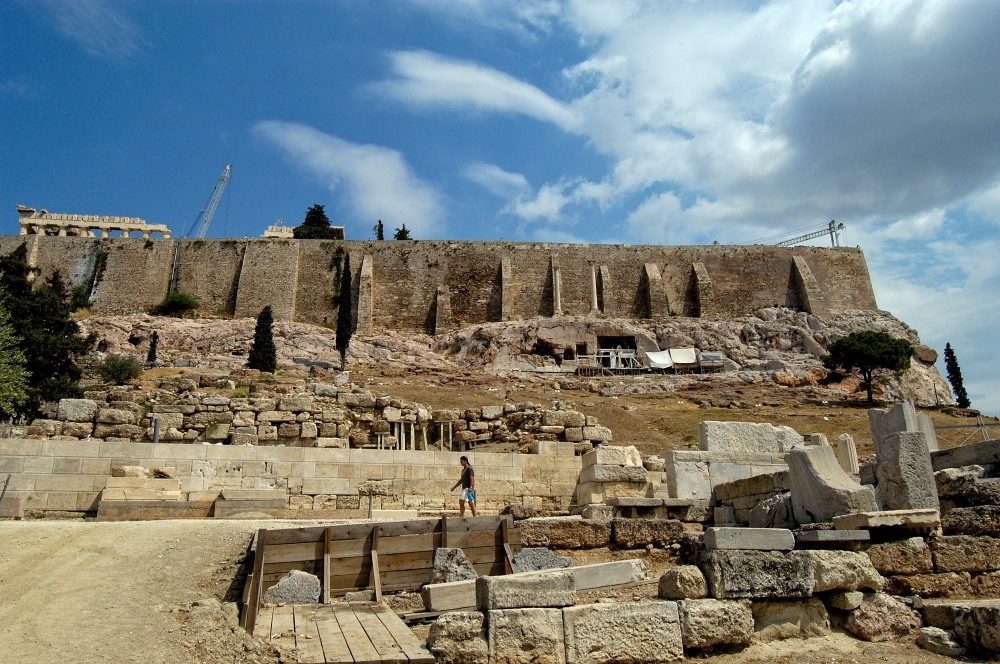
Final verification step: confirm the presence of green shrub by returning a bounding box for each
[247,306,277,373]
[97,354,144,385]
[70,284,92,311]
[157,291,199,317]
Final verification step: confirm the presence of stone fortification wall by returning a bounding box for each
[2,236,877,328]
[173,240,247,315]
[0,438,581,514]
[91,239,176,314]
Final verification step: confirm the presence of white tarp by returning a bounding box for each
[646,351,674,369]
[669,348,698,365]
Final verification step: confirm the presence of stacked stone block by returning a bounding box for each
[713,471,789,526]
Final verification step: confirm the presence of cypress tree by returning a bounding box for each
[293,204,343,240]
[146,331,159,363]
[0,244,95,415]
[373,220,384,241]
[247,306,277,373]
[336,253,353,369]
[944,343,971,408]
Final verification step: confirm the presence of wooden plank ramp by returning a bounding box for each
[262,603,432,664]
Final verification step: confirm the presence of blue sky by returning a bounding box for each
[2,0,999,413]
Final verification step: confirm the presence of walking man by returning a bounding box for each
[450,456,477,516]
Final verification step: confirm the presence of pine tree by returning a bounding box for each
[823,330,913,403]
[0,288,29,417]
[293,204,343,240]
[336,253,353,369]
[146,331,159,363]
[944,343,971,408]
[373,220,384,241]
[0,244,96,415]
[393,223,412,240]
[246,306,277,373]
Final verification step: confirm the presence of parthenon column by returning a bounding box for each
[551,255,562,316]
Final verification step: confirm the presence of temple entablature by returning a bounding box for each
[16,205,171,238]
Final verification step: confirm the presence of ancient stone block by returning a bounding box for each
[954,603,1000,653]
[427,610,488,664]
[579,464,647,484]
[677,598,752,648]
[917,627,966,657]
[658,565,707,600]
[825,590,864,611]
[581,426,613,442]
[277,422,300,438]
[61,422,94,438]
[749,493,796,529]
[261,570,320,604]
[563,602,683,664]
[256,410,296,423]
[316,437,348,448]
[866,537,933,575]
[300,421,318,438]
[942,505,1000,536]
[581,445,642,467]
[787,445,878,524]
[487,608,565,664]
[805,550,883,593]
[887,572,971,598]
[698,550,814,599]
[931,535,1000,573]
[612,518,684,549]
[57,398,98,422]
[868,398,919,449]
[751,598,830,642]
[833,508,940,531]
[844,593,922,642]
[564,427,583,442]
[704,527,794,551]
[93,424,143,440]
[972,571,1000,597]
[476,569,575,610]
[573,559,646,590]
[698,421,802,454]
[481,405,504,421]
[96,408,135,425]
[875,431,939,511]
[432,548,478,584]
[257,425,278,441]
[511,548,573,573]
[834,433,860,475]
[543,410,586,428]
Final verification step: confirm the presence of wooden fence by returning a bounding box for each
[241,515,522,633]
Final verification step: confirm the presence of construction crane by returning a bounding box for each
[183,164,231,239]
[774,220,845,248]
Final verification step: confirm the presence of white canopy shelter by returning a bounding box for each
[646,351,674,369]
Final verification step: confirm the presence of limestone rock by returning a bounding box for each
[563,601,683,664]
[57,398,98,422]
[751,598,830,642]
[805,550,884,593]
[844,593,922,642]
[954,603,1000,653]
[579,464,647,484]
[698,421,803,454]
[698,550,814,599]
[643,455,665,472]
[678,598,753,648]
[786,445,878,524]
[261,570,321,605]
[511,547,573,574]
[931,535,1000,573]
[582,445,641,467]
[887,572,971,598]
[658,565,708,600]
[476,569,575,611]
[825,590,864,611]
[917,627,966,657]
[942,505,1000,536]
[874,431,939,511]
[501,504,538,520]
[488,608,566,664]
[611,518,683,549]
[426,611,488,664]
[343,589,375,602]
[866,537,933,575]
[935,465,986,498]
[520,518,611,549]
[97,408,135,424]
[543,410,586,428]
[432,548,478,584]
[965,478,1000,507]
[582,426,613,442]
[749,493,796,529]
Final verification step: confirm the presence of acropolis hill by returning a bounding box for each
[0,234,877,332]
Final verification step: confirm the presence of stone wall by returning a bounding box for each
[0,438,582,514]
[1,236,878,328]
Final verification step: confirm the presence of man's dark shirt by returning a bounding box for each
[460,465,475,490]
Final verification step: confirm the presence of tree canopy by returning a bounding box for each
[0,288,29,418]
[393,224,412,240]
[294,204,344,240]
[336,253,353,368]
[247,306,277,373]
[823,330,913,403]
[0,243,96,416]
[373,220,384,241]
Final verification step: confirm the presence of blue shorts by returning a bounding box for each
[460,489,476,502]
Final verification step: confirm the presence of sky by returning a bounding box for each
[1,0,999,413]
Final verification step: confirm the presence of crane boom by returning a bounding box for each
[184,164,231,239]
[775,220,844,247]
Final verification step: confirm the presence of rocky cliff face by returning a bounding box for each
[77,306,952,407]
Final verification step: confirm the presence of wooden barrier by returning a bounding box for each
[241,515,520,632]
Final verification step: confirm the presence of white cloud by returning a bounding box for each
[43,0,141,60]
[371,50,583,132]
[253,121,445,236]
[463,163,530,198]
